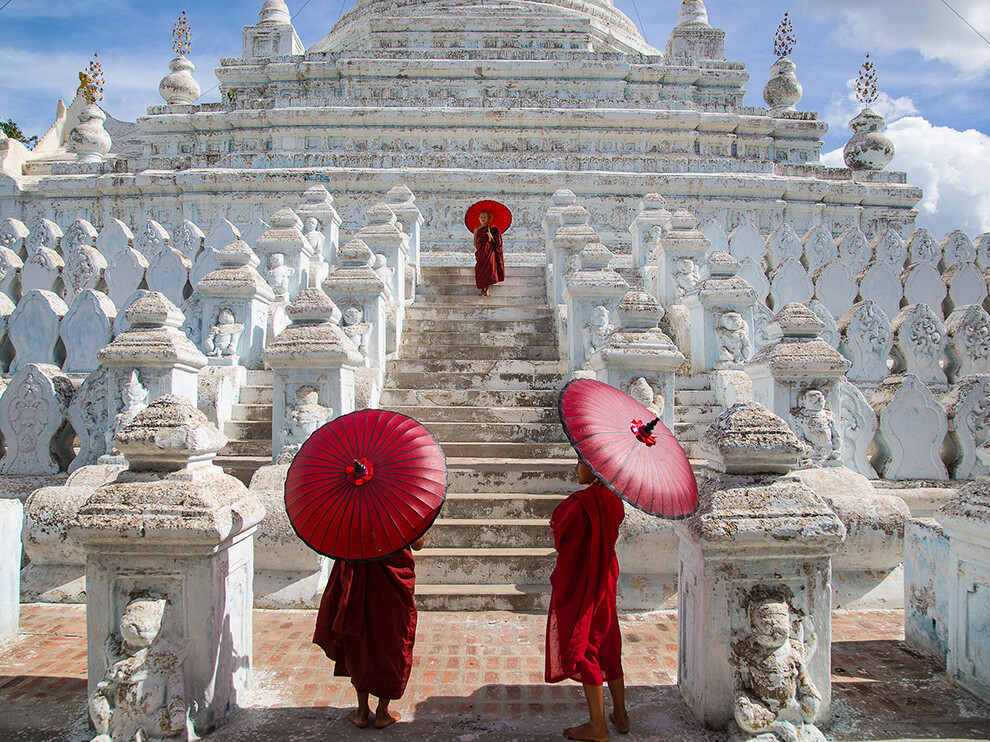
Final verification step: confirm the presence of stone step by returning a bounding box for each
[232,404,273,422]
[677,374,713,391]
[440,441,573,458]
[386,404,559,424]
[220,439,272,457]
[224,420,272,440]
[414,344,558,361]
[380,388,558,408]
[675,389,718,406]
[387,370,563,391]
[417,283,547,298]
[403,318,554,334]
[411,294,549,307]
[240,385,274,405]
[441,492,563,519]
[244,369,273,384]
[414,547,556,584]
[446,457,575,494]
[675,405,720,425]
[426,421,566,444]
[400,331,554,348]
[423,266,544,279]
[675,421,711,442]
[387,359,561,376]
[414,584,550,612]
[405,305,553,322]
[428,518,553,548]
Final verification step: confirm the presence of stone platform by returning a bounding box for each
[2,605,988,742]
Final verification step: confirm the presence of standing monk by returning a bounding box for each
[474,210,505,297]
[314,535,426,729]
[546,461,629,741]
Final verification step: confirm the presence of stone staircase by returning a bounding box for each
[215,370,274,484]
[383,265,572,611]
[674,374,721,460]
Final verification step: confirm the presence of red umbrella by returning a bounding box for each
[284,409,447,561]
[558,378,698,519]
[465,199,512,234]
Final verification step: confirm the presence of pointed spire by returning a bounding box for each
[678,0,709,27]
[259,0,291,24]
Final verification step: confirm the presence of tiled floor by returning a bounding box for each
[2,605,988,742]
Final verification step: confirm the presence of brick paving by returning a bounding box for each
[1,605,988,741]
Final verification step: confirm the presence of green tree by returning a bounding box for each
[1,119,38,146]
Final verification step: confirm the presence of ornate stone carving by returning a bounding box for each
[838,300,893,387]
[802,224,838,274]
[340,304,371,364]
[147,247,192,307]
[942,375,990,480]
[871,229,908,269]
[61,290,116,373]
[20,245,64,294]
[584,304,614,368]
[136,220,171,260]
[0,217,29,259]
[941,230,976,269]
[64,244,107,301]
[811,260,856,323]
[264,252,294,299]
[942,261,987,316]
[172,220,205,260]
[839,379,878,479]
[766,223,802,269]
[835,227,869,274]
[902,262,947,320]
[96,219,135,264]
[8,289,68,372]
[716,311,752,367]
[105,371,149,461]
[945,304,990,383]
[728,221,766,264]
[27,218,63,256]
[872,374,949,480]
[89,594,186,742]
[730,587,825,742]
[628,376,663,417]
[68,366,110,472]
[806,300,839,350]
[843,57,893,170]
[0,245,23,301]
[673,256,701,298]
[769,258,813,310]
[891,303,948,389]
[790,389,840,465]
[278,385,331,463]
[907,228,942,267]
[105,246,149,307]
[204,306,244,359]
[0,363,74,475]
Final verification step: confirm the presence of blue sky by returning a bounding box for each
[1,0,988,236]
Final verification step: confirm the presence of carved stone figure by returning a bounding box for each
[628,376,663,418]
[303,217,326,256]
[730,590,825,742]
[340,305,371,364]
[89,595,186,742]
[265,252,294,299]
[204,307,244,359]
[106,371,149,457]
[717,311,752,366]
[791,389,840,464]
[673,256,701,298]
[64,244,107,300]
[838,301,893,387]
[278,386,331,461]
[583,304,614,366]
[68,367,110,472]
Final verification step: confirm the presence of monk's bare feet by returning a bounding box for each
[609,710,630,734]
[563,722,609,741]
[347,708,370,728]
[373,709,401,729]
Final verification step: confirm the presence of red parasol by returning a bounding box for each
[284,409,447,561]
[558,378,698,519]
[465,200,512,234]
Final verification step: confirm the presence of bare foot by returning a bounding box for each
[563,722,609,742]
[347,708,370,728]
[609,710,630,734]
[374,709,401,729]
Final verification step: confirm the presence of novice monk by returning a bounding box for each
[314,535,426,729]
[546,460,629,741]
[473,209,505,296]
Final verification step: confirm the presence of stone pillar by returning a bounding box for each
[677,401,845,736]
[747,303,851,467]
[682,251,758,373]
[0,498,22,642]
[541,188,577,267]
[195,239,275,369]
[72,395,264,740]
[663,0,725,63]
[262,287,363,461]
[935,478,990,703]
[549,202,599,308]
[297,184,342,265]
[353,202,410,354]
[385,184,424,285]
[655,208,710,309]
[323,238,390,408]
[628,193,673,291]
[255,207,312,298]
[562,242,628,374]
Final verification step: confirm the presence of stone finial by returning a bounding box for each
[700,401,810,474]
[678,0,709,26]
[126,291,185,329]
[338,238,375,267]
[160,11,200,105]
[775,302,826,338]
[70,53,111,163]
[259,0,291,24]
[843,55,894,170]
[364,202,398,228]
[286,286,342,325]
[705,250,741,278]
[114,394,227,472]
[551,189,577,207]
[577,242,615,271]
[215,239,261,270]
[763,14,801,114]
[385,184,414,206]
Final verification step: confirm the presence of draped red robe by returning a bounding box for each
[314,549,417,700]
[545,484,625,685]
[474,225,505,290]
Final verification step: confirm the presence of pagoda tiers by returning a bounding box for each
[0,0,920,259]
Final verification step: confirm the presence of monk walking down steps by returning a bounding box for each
[465,199,510,296]
[545,460,629,741]
[314,535,426,729]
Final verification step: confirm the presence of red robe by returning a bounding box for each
[474,225,505,289]
[314,549,417,700]
[545,484,625,685]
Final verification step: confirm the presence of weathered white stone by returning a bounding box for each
[942,261,987,316]
[542,189,578,295]
[0,498,22,642]
[764,55,803,114]
[728,221,765,264]
[807,300,839,350]
[902,261,947,320]
[68,366,111,472]
[768,257,813,310]
[941,230,976,269]
[549,203,597,307]
[0,292,14,371]
[384,184,421,284]
[655,209,710,307]
[255,208,311,299]
[562,242,628,373]
[95,219,134,264]
[942,375,990,480]
[835,226,870,274]
[904,517,950,663]
[63,243,107,302]
[935,478,990,702]
[60,289,116,373]
[804,223,839,273]
[839,379,878,479]
[160,54,201,104]
[838,300,894,388]
[171,219,206,261]
[765,222,803,269]
[0,363,74,475]
[813,259,857,321]
[890,303,948,389]
[907,227,942,267]
[0,217,29,260]
[975,233,990,270]
[628,193,672,284]
[857,259,903,322]
[8,289,67,372]
[63,218,99,255]
[19,245,64,294]
[146,246,192,307]
[105,246,149,308]
[0,244,23,301]
[700,219,729,257]
[872,374,949,480]
[68,103,111,163]
[27,218,63,256]
[944,304,990,383]
[735,256,770,303]
[843,107,894,171]
[871,228,908,269]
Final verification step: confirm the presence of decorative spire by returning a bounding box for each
[259,0,291,24]
[172,10,193,56]
[677,0,709,27]
[773,13,796,59]
[77,52,104,103]
[855,53,879,106]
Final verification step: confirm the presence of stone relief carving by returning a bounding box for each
[907,227,941,266]
[942,375,990,480]
[873,374,949,480]
[64,244,107,301]
[730,587,825,742]
[89,594,186,742]
[791,389,841,465]
[892,304,947,388]
[63,218,99,254]
[278,386,331,462]
[945,305,990,383]
[204,307,244,359]
[105,371,149,457]
[136,220,170,260]
[871,229,907,268]
[716,311,752,366]
[835,227,869,274]
[265,252,294,299]
[340,305,371,365]
[303,217,325,256]
[172,220,205,260]
[673,256,701,298]
[0,364,73,475]
[68,367,110,472]
[839,380,878,479]
[583,305,614,367]
[838,301,893,387]
[628,376,663,418]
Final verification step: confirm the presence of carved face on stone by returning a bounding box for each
[799,389,826,413]
[593,305,609,328]
[216,307,236,326]
[295,385,320,406]
[750,600,790,650]
[342,306,363,326]
[119,597,166,651]
[676,257,695,273]
[304,217,319,232]
[629,377,655,407]
[267,252,285,269]
[721,312,745,332]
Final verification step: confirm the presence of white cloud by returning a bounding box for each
[801,0,990,75]
[823,117,990,238]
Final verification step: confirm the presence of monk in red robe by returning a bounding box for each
[474,210,505,296]
[314,535,425,729]
[546,461,629,741]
